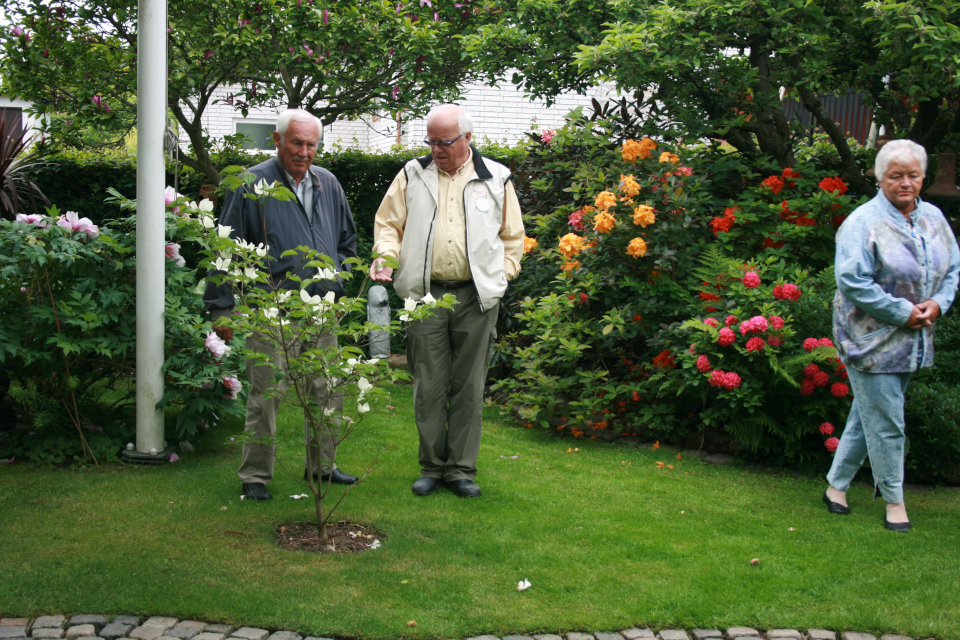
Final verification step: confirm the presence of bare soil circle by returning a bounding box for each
[273,520,384,554]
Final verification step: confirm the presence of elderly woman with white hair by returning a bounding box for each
[823,139,960,532]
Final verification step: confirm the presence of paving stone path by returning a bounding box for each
[0,615,924,640]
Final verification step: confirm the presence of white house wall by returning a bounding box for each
[177,77,617,155]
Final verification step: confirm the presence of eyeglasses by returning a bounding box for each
[422,133,464,148]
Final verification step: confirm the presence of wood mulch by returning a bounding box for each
[273,520,384,554]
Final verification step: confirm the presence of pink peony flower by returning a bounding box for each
[745,337,765,352]
[703,317,720,327]
[831,382,849,398]
[743,272,760,288]
[165,243,186,267]
[769,315,784,329]
[205,332,231,358]
[222,375,242,400]
[718,327,736,347]
[825,437,840,453]
[15,213,50,228]
[57,211,99,237]
[819,422,835,435]
[803,338,819,352]
[696,355,712,373]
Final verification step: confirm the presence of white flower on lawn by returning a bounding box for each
[422,292,436,304]
[357,377,373,398]
[290,493,309,500]
[358,402,370,414]
[517,579,531,591]
[198,198,214,212]
[217,224,233,238]
[214,256,232,271]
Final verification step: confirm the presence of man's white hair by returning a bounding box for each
[875,139,928,179]
[427,104,474,136]
[276,109,322,144]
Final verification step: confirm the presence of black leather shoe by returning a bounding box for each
[884,519,911,533]
[822,491,851,515]
[447,479,482,498]
[242,483,272,500]
[305,469,358,485]
[412,477,442,496]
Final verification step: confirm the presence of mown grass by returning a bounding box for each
[1,384,958,639]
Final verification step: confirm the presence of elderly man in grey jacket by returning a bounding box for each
[205,109,358,501]
[370,104,524,498]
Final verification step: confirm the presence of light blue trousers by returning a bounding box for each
[826,367,913,504]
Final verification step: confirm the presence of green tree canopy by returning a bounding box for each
[1,0,502,183]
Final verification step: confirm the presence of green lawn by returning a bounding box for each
[1,384,958,639]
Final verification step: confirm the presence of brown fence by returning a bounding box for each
[781,89,874,144]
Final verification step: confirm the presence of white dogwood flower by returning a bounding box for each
[357,402,370,414]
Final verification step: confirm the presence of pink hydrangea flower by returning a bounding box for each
[819,422,835,435]
[205,332,231,358]
[739,315,769,335]
[222,375,242,400]
[696,355,711,373]
[703,317,719,327]
[742,272,760,288]
[718,327,736,346]
[745,337,765,351]
[57,211,99,237]
[825,437,840,453]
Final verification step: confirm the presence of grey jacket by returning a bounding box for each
[204,157,357,311]
[833,192,960,372]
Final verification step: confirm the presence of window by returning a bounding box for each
[235,121,276,150]
[1,107,23,142]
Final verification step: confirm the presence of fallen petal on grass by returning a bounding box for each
[517,579,531,591]
[750,558,760,565]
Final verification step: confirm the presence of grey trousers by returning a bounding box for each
[237,330,342,485]
[406,282,498,482]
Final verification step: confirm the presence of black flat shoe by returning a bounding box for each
[446,478,482,498]
[242,482,272,500]
[822,490,851,515]
[412,476,442,496]
[884,519,911,533]
[304,469,359,485]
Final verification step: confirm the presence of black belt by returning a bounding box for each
[431,279,473,289]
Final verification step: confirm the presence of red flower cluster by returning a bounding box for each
[825,437,841,452]
[819,176,849,196]
[803,337,834,352]
[768,336,783,347]
[653,349,676,369]
[780,201,816,226]
[703,317,720,327]
[725,315,738,326]
[696,355,712,373]
[739,315,769,335]
[742,271,760,288]
[831,382,849,398]
[781,167,801,187]
[819,422,835,435]
[769,315,784,329]
[699,290,722,302]
[772,283,801,301]
[762,234,785,249]
[709,370,742,389]
[568,208,587,231]
[762,175,785,195]
[710,206,737,236]
[717,327,736,346]
[745,337,765,352]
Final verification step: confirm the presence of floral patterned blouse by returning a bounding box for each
[833,192,960,373]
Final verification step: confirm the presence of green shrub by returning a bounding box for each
[0,201,245,464]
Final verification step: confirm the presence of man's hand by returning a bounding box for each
[369,257,394,282]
